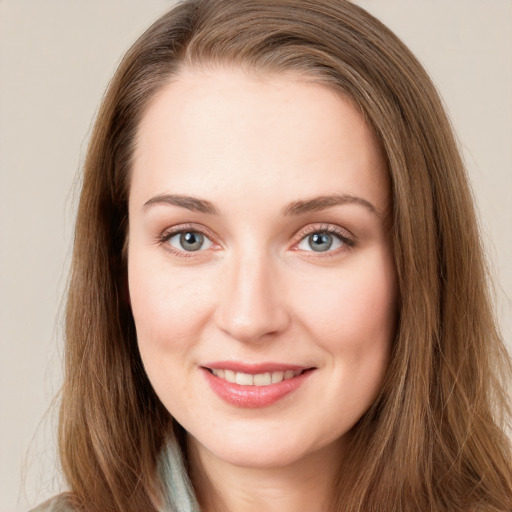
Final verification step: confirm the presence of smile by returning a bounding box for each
[209,368,304,386]
[201,363,315,408]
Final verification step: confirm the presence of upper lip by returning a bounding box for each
[202,361,314,374]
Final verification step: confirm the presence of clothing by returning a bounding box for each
[158,440,201,512]
[28,495,72,512]
[29,441,200,512]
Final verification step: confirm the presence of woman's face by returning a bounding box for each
[128,67,397,469]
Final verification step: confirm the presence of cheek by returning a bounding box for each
[127,256,215,409]
[127,256,213,353]
[292,251,397,355]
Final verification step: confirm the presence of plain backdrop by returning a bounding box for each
[1,1,511,511]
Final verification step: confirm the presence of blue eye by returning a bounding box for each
[167,231,213,252]
[297,231,346,253]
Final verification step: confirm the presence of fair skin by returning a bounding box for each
[128,67,397,512]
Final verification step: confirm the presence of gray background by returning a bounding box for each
[1,1,510,511]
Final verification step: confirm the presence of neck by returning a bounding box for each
[187,436,345,512]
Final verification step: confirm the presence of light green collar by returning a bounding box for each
[158,439,201,512]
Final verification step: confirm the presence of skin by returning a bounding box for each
[128,67,397,512]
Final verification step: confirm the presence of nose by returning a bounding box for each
[214,251,291,343]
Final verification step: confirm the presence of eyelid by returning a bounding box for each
[291,223,355,254]
[156,222,355,257]
[157,223,220,256]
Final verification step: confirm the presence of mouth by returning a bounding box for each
[200,362,316,408]
[206,368,307,386]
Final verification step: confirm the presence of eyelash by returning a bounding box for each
[157,223,217,258]
[295,224,355,255]
[157,223,355,258]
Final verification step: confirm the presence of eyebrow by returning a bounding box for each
[143,194,219,214]
[143,192,380,217]
[282,194,380,217]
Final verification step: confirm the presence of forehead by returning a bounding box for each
[130,67,389,213]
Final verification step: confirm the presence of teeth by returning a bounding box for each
[210,369,302,386]
[235,372,253,385]
[271,371,284,383]
[253,373,272,386]
[224,369,236,383]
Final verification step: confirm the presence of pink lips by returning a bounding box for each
[201,361,315,408]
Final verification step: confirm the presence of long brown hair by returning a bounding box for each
[60,1,512,510]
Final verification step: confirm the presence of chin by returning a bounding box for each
[189,421,345,471]
[212,442,308,469]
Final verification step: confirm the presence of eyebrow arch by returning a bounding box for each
[143,194,218,215]
[283,194,380,217]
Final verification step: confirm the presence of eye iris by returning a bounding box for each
[308,232,333,252]
[180,231,204,251]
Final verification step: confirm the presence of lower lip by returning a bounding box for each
[201,368,314,408]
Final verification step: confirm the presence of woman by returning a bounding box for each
[32,0,512,511]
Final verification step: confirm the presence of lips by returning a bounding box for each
[201,361,315,408]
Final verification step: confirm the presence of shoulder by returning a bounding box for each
[28,494,77,512]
